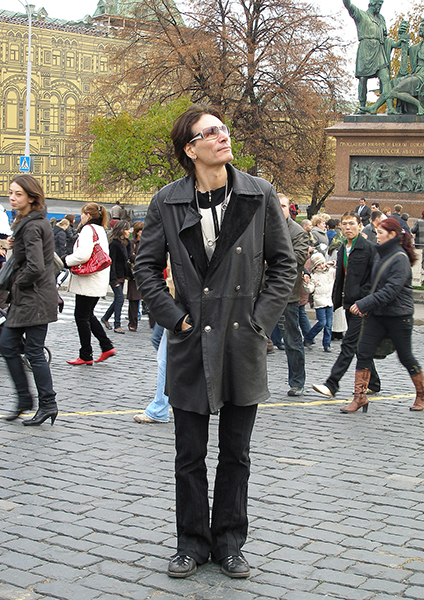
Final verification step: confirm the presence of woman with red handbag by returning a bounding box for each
[63,203,115,365]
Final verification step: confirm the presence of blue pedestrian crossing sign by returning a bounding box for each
[19,156,33,172]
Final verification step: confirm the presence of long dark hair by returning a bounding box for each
[11,174,44,226]
[380,217,417,266]
[170,104,226,176]
[108,220,130,245]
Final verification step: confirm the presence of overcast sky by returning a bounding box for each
[4,0,414,27]
[4,0,416,100]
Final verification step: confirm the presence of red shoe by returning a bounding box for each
[94,348,116,363]
[66,358,93,365]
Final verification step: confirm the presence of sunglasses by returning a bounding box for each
[189,124,230,144]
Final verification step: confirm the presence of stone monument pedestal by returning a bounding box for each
[325,115,424,217]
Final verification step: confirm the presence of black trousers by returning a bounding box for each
[326,310,380,395]
[0,323,56,409]
[357,313,420,375]
[173,402,257,564]
[74,295,114,361]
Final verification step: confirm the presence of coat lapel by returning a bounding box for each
[207,193,261,277]
[179,205,209,280]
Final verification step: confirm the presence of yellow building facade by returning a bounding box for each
[0,2,154,204]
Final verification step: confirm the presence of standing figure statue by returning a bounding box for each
[362,19,424,115]
[343,0,400,113]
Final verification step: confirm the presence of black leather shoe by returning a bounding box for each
[220,555,250,578]
[167,554,197,578]
[3,404,33,421]
[22,407,58,426]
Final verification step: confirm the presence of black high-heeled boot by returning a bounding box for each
[22,405,58,426]
[3,401,34,422]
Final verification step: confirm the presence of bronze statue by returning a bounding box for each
[342,0,400,113]
[362,19,424,115]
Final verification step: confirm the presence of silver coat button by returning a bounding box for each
[232,322,239,329]
[235,285,241,291]
[204,325,211,333]
[203,287,210,295]
[236,247,242,254]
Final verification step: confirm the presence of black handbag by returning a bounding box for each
[0,256,18,291]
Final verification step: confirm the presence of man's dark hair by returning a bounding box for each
[371,202,380,208]
[327,218,337,230]
[171,104,226,176]
[371,210,382,222]
[341,211,360,224]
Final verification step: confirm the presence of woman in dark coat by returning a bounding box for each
[127,221,143,331]
[101,220,131,334]
[342,217,421,413]
[53,218,69,257]
[0,175,58,425]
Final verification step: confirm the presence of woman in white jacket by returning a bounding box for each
[63,203,115,365]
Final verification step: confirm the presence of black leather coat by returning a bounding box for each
[134,165,297,414]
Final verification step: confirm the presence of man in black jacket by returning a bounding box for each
[312,211,380,398]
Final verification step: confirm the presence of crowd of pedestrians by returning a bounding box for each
[1,105,423,582]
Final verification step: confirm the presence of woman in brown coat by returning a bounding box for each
[0,175,58,425]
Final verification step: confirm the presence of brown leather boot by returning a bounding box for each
[409,371,424,411]
[340,369,371,413]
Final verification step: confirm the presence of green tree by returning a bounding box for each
[92,0,348,208]
[88,96,254,192]
[389,1,424,77]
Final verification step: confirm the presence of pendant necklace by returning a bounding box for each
[195,180,232,247]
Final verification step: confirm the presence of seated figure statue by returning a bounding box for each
[363,19,424,115]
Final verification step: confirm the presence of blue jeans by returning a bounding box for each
[304,306,333,349]
[145,330,170,422]
[0,324,56,409]
[151,323,164,351]
[278,301,305,388]
[103,282,125,329]
[299,304,311,338]
[270,324,283,348]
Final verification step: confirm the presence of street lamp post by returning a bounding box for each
[18,1,35,163]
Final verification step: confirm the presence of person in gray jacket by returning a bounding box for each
[276,194,310,395]
[0,175,58,425]
[134,104,296,579]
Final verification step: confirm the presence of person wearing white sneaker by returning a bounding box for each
[133,330,169,423]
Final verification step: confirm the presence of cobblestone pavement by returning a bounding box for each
[1,291,424,600]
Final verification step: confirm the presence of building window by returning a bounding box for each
[66,53,75,69]
[99,57,108,72]
[51,176,60,192]
[6,90,19,130]
[65,98,76,133]
[52,50,61,67]
[50,96,60,133]
[9,44,19,61]
[64,177,73,192]
[0,176,9,192]
[44,50,51,64]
